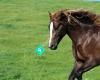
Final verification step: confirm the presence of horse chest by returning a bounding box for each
[76,34,100,62]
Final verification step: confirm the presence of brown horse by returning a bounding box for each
[48,9,100,80]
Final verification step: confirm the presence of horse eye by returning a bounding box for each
[53,22,59,30]
[56,24,62,32]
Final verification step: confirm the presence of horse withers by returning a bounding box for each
[48,9,100,80]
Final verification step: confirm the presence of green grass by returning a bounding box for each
[0,0,100,80]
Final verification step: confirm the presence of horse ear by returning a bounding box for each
[48,12,52,20]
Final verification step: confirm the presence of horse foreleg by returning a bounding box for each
[79,57,96,73]
[68,66,76,80]
[68,61,83,80]
[75,57,97,80]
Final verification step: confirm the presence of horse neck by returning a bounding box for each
[67,29,82,44]
[66,24,95,44]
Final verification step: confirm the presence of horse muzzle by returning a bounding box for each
[48,44,57,50]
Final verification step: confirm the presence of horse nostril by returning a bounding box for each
[51,44,54,48]
[49,44,57,50]
[49,44,54,48]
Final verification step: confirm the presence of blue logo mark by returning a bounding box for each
[35,45,45,56]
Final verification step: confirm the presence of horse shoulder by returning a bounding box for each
[76,31,100,63]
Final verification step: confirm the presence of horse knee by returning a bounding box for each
[82,58,96,72]
[75,72,82,78]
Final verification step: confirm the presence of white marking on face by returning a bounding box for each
[49,22,53,47]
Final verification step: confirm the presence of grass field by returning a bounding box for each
[0,0,100,80]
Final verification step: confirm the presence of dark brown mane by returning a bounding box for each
[52,9,100,26]
[95,15,100,25]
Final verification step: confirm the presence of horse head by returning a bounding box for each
[48,9,96,50]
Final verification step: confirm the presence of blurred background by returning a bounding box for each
[0,0,100,80]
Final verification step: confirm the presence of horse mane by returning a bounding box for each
[95,15,100,25]
[52,9,100,26]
